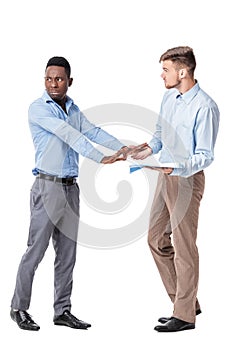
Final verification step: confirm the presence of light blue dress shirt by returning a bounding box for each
[28,91,125,177]
[149,82,220,177]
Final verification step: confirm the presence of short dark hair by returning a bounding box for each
[159,46,196,77]
[46,56,71,78]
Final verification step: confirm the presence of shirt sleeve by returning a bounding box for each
[148,113,163,154]
[28,102,108,163]
[170,105,220,177]
[79,111,125,150]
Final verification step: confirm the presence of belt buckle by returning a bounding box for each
[62,178,74,185]
[69,178,75,185]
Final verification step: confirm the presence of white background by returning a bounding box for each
[1,0,232,349]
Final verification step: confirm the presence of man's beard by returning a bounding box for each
[165,78,182,89]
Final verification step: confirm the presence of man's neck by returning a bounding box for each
[53,97,67,113]
[179,78,196,94]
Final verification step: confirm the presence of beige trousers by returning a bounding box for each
[148,171,205,323]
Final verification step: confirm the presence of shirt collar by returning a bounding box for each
[176,81,200,104]
[42,90,74,109]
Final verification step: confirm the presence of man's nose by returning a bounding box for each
[51,79,58,87]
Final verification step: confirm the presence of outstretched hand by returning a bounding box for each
[101,146,136,164]
[100,143,153,164]
[128,143,153,160]
[101,147,128,164]
[101,155,124,164]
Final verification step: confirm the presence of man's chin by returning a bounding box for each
[164,81,181,90]
[48,93,61,101]
[164,83,174,89]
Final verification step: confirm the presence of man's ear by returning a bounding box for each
[179,68,188,79]
[68,78,73,87]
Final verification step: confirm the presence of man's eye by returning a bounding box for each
[56,78,62,82]
[45,77,51,81]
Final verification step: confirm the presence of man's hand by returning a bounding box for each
[105,145,137,162]
[100,143,154,164]
[160,167,173,174]
[129,143,153,160]
[115,146,130,160]
[101,150,127,164]
[144,166,173,174]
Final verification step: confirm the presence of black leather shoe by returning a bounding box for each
[154,317,195,332]
[53,310,91,329]
[158,309,201,324]
[10,309,40,331]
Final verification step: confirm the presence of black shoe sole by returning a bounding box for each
[155,324,195,332]
[18,325,40,331]
[54,321,89,329]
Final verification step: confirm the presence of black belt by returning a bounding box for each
[37,173,76,186]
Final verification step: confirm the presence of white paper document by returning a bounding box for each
[129,155,179,174]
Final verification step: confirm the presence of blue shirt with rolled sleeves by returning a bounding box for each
[149,82,220,177]
[28,91,124,178]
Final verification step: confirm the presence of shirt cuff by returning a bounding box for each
[148,141,160,154]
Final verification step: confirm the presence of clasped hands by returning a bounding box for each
[101,143,173,174]
[101,143,149,164]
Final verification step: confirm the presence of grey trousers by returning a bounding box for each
[11,177,80,316]
[148,171,205,323]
